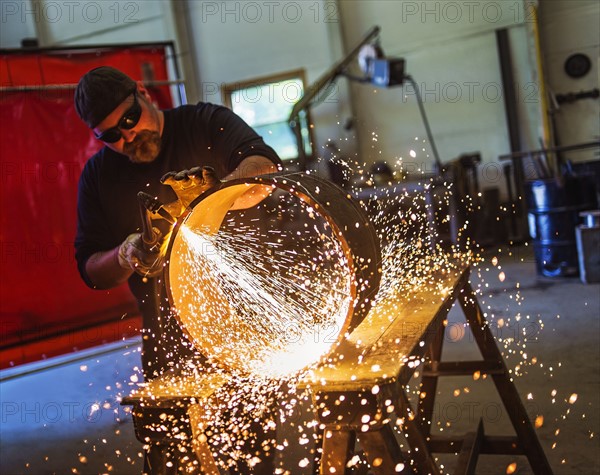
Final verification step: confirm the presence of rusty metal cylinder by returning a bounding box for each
[165,172,381,377]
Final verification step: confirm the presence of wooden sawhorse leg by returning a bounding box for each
[309,266,553,474]
[321,429,355,474]
[395,391,440,474]
[459,282,553,474]
[416,281,553,474]
[187,404,220,475]
[360,424,411,474]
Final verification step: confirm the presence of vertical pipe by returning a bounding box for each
[530,4,555,170]
[496,28,527,240]
[496,28,521,156]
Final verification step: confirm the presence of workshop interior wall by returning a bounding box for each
[183,0,356,168]
[39,2,171,44]
[539,0,600,163]
[2,1,596,177]
[0,0,36,48]
[337,0,542,194]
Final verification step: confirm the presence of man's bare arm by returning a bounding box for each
[225,155,281,210]
[85,247,133,289]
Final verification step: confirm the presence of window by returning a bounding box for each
[223,69,313,164]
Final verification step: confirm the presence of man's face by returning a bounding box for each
[93,88,162,163]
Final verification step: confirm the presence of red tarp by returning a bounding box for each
[0,46,174,367]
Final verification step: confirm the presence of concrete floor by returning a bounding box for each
[428,245,600,474]
[1,245,598,474]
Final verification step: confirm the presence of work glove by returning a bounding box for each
[117,228,165,277]
[160,166,221,217]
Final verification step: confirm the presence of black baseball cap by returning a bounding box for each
[74,66,137,129]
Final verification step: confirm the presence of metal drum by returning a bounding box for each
[525,175,597,277]
[165,172,381,378]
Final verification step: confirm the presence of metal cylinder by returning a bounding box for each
[164,172,381,377]
[525,175,597,277]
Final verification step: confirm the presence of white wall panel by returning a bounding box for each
[186,0,355,164]
[23,1,175,46]
[0,0,37,47]
[338,0,543,195]
[348,31,510,170]
[539,0,599,162]
[340,0,522,55]
[187,1,338,89]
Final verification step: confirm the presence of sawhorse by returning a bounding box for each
[302,264,553,474]
[122,372,230,474]
[123,264,553,474]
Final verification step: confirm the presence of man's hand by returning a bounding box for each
[161,166,221,212]
[117,230,164,277]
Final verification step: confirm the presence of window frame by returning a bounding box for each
[222,68,315,167]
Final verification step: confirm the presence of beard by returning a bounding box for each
[123,130,162,164]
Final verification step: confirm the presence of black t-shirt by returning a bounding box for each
[75,102,281,304]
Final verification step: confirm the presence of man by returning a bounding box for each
[74,66,281,473]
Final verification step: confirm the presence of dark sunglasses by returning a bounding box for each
[95,93,142,143]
